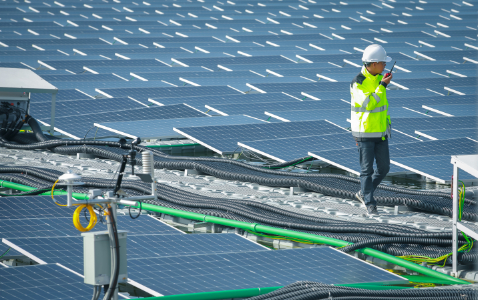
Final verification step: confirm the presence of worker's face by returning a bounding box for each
[374,61,386,74]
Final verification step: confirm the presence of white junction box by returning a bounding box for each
[81,230,128,285]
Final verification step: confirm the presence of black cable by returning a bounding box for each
[128,201,142,219]
[103,206,120,300]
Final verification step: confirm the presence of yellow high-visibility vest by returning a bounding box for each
[350,66,391,141]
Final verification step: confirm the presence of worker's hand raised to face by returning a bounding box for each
[382,73,393,85]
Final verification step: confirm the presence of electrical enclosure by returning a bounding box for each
[82,230,128,285]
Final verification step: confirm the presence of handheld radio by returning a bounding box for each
[384,61,396,78]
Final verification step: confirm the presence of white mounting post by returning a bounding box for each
[58,170,83,206]
[142,150,157,199]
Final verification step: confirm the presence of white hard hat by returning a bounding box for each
[362,44,392,63]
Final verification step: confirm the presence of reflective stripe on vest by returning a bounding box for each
[351,105,387,113]
[357,93,381,109]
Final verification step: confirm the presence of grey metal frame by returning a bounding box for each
[451,154,478,277]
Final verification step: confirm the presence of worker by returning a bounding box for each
[350,44,393,216]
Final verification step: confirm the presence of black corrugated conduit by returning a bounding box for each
[0,165,476,265]
[247,282,476,300]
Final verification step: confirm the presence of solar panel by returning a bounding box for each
[174,120,346,154]
[248,82,350,98]
[392,155,477,182]
[41,59,167,73]
[85,66,205,78]
[0,196,74,220]
[30,89,88,103]
[415,128,478,141]
[33,70,77,75]
[217,62,335,73]
[239,131,418,163]
[149,92,295,109]
[265,109,351,127]
[135,70,259,81]
[422,104,478,117]
[96,115,264,139]
[39,74,125,82]
[172,55,294,69]
[3,233,266,282]
[127,247,406,296]
[53,81,173,98]
[0,215,180,239]
[30,97,144,119]
[181,76,311,92]
[207,100,349,119]
[394,77,477,92]
[308,147,408,176]
[389,138,478,158]
[39,104,207,139]
[0,264,94,300]
[445,86,478,96]
[391,116,478,136]
[99,86,240,103]
[125,234,267,259]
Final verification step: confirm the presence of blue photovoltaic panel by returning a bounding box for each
[150,93,296,109]
[265,109,350,128]
[30,89,87,103]
[0,196,73,220]
[126,234,266,260]
[308,147,407,175]
[127,247,406,296]
[39,104,207,139]
[208,100,349,119]
[240,131,418,163]
[86,66,205,78]
[0,264,94,300]
[39,74,124,82]
[249,82,350,98]
[172,55,294,69]
[96,115,264,139]
[445,86,478,96]
[399,95,478,111]
[33,70,74,75]
[392,155,477,182]
[218,62,333,73]
[53,80,172,98]
[392,116,478,136]
[302,89,438,101]
[267,107,425,124]
[388,138,478,158]
[416,128,478,140]
[4,233,263,274]
[29,97,144,119]
[174,120,347,154]
[40,59,167,73]
[310,138,478,179]
[423,104,478,117]
[134,70,260,82]
[99,86,240,103]
[181,76,311,92]
[394,77,477,92]
[0,215,181,239]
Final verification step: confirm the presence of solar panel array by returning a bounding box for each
[1,0,477,183]
[0,194,405,297]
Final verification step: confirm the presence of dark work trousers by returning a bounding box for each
[357,139,390,207]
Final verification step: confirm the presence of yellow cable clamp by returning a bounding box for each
[73,204,98,232]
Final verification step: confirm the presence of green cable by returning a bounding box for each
[0,247,11,259]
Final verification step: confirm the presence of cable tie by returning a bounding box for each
[251,223,259,232]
